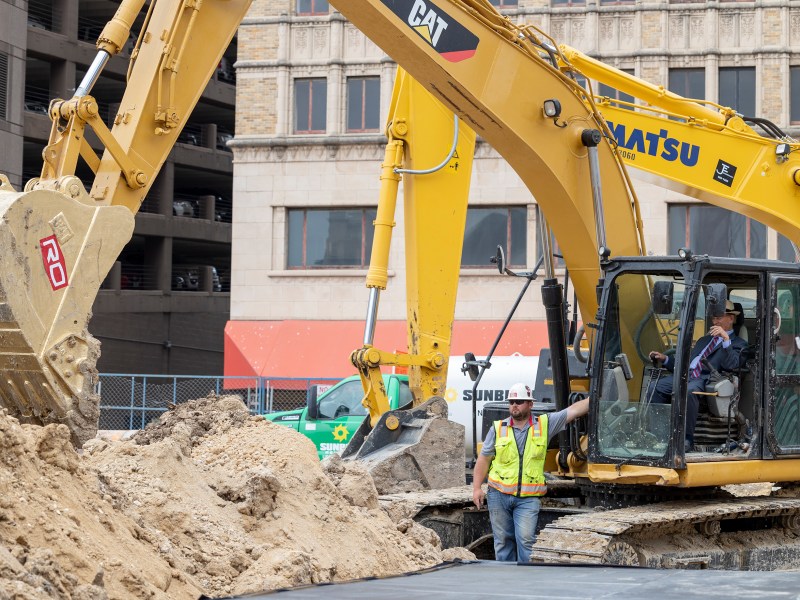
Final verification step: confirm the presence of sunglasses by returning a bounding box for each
[508,399,529,405]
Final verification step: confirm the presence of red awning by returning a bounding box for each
[224,320,550,380]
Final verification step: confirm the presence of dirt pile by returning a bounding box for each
[0,395,474,599]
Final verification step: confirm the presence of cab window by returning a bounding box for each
[317,381,367,419]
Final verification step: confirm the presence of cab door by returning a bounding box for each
[304,379,369,458]
[766,276,800,456]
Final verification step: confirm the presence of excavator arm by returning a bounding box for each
[331,0,665,482]
[560,45,800,245]
[0,0,251,445]
[329,0,647,321]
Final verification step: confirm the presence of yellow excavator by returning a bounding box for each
[328,0,800,568]
[5,0,800,568]
[0,0,251,445]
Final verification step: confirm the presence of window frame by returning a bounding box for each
[718,66,756,117]
[296,0,329,16]
[668,203,766,259]
[597,68,635,109]
[294,78,327,134]
[346,76,381,133]
[791,66,800,125]
[0,52,7,122]
[667,67,706,100]
[461,206,527,269]
[487,0,519,7]
[287,207,376,269]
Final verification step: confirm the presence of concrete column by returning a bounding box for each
[199,194,216,220]
[706,54,719,105]
[277,66,290,136]
[328,63,342,135]
[50,60,76,99]
[146,235,172,292]
[157,160,174,216]
[104,261,122,291]
[199,265,214,293]
[380,60,395,127]
[54,0,78,40]
[203,122,217,150]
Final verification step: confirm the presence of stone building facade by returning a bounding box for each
[226,0,800,378]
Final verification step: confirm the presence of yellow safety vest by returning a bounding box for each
[487,414,548,497]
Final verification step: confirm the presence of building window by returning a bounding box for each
[462,207,526,268]
[297,0,329,15]
[791,67,800,124]
[0,53,7,121]
[719,67,755,117]
[599,0,634,5]
[668,68,705,100]
[779,235,800,262]
[346,77,380,132]
[598,69,635,109]
[287,208,376,268]
[488,0,519,7]
[294,78,327,134]
[551,0,586,5]
[668,204,766,259]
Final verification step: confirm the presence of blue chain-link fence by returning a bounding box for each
[97,374,340,430]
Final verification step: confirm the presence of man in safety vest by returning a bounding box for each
[472,382,589,562]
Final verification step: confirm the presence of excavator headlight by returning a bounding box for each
[543,99,562,119]
[678,247,693,260]
[776,143,791,163]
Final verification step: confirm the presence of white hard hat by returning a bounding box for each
[507,383,532,400]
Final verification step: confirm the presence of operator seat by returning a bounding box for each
[733,302,748,342]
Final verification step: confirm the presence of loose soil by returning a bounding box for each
[0,395,474,599]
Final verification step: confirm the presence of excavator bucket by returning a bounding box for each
[341,397,466,494]
[0,177,134,446]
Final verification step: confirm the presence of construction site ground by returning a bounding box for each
[212,561,800,599]
[1,393,798,599]
[0,395,474,599]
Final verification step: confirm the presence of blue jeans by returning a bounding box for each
[487,486,541,562]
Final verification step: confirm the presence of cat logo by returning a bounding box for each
[407,0,449,47]
[383,0,479,62]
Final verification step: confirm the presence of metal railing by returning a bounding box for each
[97,374,340,430]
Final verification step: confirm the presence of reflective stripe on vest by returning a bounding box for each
[487,414,549,497]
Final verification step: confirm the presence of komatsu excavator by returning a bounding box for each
[328,0,800,569]
[0,0,251,445]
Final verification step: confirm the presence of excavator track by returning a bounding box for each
[532,496,800,570]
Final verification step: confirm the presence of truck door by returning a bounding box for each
[306,379,368,458]
[766,276,800,456]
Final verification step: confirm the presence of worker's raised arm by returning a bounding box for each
[566,398,590,424]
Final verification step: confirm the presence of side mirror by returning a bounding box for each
[706,283,728,318]
[652,281,674,314]
[492,245,506,275]
[463,352,480,382]
[306,385,319,420]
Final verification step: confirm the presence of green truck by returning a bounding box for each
[265,374,413,459]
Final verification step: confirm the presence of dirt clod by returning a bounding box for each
[0,394,470,598]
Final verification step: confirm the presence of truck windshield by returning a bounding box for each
[595,272,685,460]
[318,380,368,418]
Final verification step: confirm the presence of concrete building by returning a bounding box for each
[226,0,800,380]
[1,0,236,375]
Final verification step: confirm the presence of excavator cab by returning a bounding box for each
[588,253,800,474]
